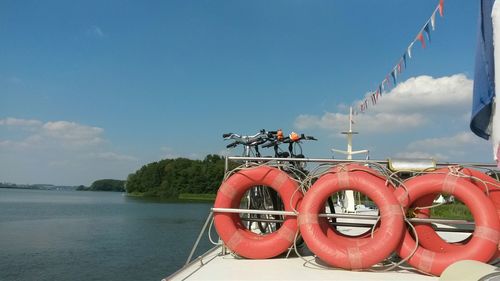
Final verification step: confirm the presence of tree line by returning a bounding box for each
[77,179,126,192]
[125,154,227,198]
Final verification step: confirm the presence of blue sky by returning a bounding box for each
[0,0,490,185]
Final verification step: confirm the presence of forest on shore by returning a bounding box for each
[125,154,227,199]
[77,179,126,192]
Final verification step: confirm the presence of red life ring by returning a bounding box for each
[318,165,389,245]
[394,172,500,276]
[299,164,404,269]
[411,168,500,259]
[214,166,302,259]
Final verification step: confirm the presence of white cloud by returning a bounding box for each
[294,74,472,134]
[368,74,472,114]
[295,112,426,133]
[292,74,493,162]
[42,121,104,146]
[394,131,486,161]
[0,117,139,185]
[406,131,479,150]
[87,152,137,162]
[0,117,42,127]
[0,118,104,147]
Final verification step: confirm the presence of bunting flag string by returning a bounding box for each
[355,1,444,115]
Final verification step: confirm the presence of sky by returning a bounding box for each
[0,0,490,186]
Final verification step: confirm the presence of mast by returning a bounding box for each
[331,107,369,213]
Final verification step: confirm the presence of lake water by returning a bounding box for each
[0,188,214,281]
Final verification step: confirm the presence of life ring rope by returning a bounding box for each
[212,162,500,276]
[394,170,500,276]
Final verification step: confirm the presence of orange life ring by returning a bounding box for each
[394,172,500,276]
[299,164,404,269]
[318,165,388,245]
[411,168,500,259]
[214,166,302,259]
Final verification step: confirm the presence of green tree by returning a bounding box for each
[89,179,125,192]
[125,154,229,198]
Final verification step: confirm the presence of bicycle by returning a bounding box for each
[262,131,317,174]
[223,129,281,234]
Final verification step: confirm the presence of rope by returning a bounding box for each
[211,161,498,274]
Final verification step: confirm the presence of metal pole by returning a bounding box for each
[227,156,384,163]
[224,156,228,174]
[185,212,213,266]
[212,207,296,216]
[211,207,474,225]
[226,156,497,167]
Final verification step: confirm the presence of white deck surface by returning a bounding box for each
[165,208,473,281]
[165,246,438,281]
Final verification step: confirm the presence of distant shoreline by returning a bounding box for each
[0,185,216,202]
[0,185,78,191]
[126,192,216,202]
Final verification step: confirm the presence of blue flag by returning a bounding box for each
[471,0,496,140]
[391,70,397,85]
[424,23,432,42]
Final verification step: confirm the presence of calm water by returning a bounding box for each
[0,188,213,281]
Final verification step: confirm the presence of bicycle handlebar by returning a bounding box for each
[226,142,238,148]
[284,134,318,143]
[223,129,317,153]
[304,136,318,141]
[262,140,278,148]
[223,129,271,148]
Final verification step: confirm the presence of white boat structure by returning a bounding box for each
[164,108,500,281]
[164,159,499,280]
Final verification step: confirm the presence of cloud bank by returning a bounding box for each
[294,74,491,161]
[0,118,138,185]
[295,74,472,134]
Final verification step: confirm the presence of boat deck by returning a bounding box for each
[165,245,438,281]
[165,207,474,281]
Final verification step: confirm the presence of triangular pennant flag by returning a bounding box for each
[424,23,432,42]
[357,2,445,115]
[417,33,426,48]
[407,42,414,58]
[431,11,436,30]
